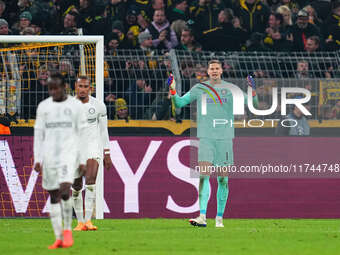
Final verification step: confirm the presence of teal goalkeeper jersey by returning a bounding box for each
[173,80,258,139]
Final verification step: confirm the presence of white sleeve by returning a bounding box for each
[99,102,110,151]
[77,103,89,165]
[34,104,45,165]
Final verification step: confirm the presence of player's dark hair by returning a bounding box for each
[208,59,222,67]
[49,72,66,87]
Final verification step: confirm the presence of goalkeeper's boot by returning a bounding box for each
[62,230,74,248]
[189,215,207,227]
[48,239,63,249]
[73,222,85,231]
[83,220,98,231]
[215,216,224,228]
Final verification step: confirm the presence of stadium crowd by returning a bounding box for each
[1,0,340,52]
[1,0,340,122]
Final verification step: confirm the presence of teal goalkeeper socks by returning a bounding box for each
[199,175,210,215]
[216,176,229,217]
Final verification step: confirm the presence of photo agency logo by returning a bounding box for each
[200,76,312,128]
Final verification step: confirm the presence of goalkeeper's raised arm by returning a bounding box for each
[168,73,259,110]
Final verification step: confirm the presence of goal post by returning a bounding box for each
[0,35,105,219]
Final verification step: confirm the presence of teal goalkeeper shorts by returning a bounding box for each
[198,138,234,166]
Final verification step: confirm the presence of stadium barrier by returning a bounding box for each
[1,136,340,218]
[1,48,340,122]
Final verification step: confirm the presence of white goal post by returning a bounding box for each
[0,35,105,219]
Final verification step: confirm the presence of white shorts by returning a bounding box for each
[74,157,101,179]
[42,163,76,191]
[74,165,83,179]
[86,145,101,160]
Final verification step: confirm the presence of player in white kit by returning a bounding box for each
[72,76,113,231]
[34,73,88,249]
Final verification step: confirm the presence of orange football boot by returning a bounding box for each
[48,239,63,249]
[83,220,98,231]
[62,230,74,248]
[73,222,85,231]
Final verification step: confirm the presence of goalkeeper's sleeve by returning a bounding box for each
[252,94,259,108]
[243,92,259,108]
[172,91,191,108]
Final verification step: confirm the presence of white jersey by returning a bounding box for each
[80,96,110,159]
[34,96,88,169]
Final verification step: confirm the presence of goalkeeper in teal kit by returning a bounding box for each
[169,60,258,227]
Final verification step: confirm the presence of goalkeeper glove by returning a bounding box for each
[168,74,176,95]
[247,75,256,97]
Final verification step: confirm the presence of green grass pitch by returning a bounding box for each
[1,219,340,255]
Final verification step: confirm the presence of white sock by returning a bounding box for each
[200,213,206,221]
[216,216,223,220]
[84,184,96,222]
[61,198,73,230]
[50,203,62,240]
[72,188,84,223]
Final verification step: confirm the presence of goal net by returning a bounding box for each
[0,36,105,219]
